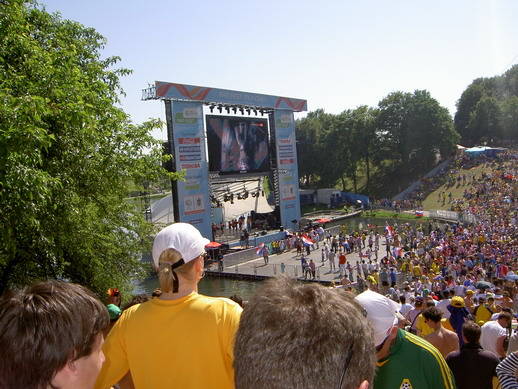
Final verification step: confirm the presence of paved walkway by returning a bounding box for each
[207,238,389,284]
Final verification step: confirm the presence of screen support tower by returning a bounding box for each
[142,81,307,239]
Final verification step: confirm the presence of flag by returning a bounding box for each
[256,243,265,255]
[301,234,314,246]
[415,210,424,217]
[385,225,394,237]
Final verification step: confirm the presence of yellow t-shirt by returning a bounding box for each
[475,304,493,325]
[417,316,453,336]
[416,314,434,337]
[95,292,242,389]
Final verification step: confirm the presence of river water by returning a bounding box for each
[135,216,429,299]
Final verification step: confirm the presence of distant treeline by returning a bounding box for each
[296,65,518,198]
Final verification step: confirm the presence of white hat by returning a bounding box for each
[355,290,399,347]
[152,223,210,268]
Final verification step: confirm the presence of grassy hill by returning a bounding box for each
[422,163,494,211]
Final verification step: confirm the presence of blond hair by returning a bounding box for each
[157,248,198,293]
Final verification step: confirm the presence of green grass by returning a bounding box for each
[301,204,333,215]
[365,209,429,220]
[422,163,494,211]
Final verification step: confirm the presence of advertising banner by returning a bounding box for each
[273,109,301,230]
[154,81,307,112]
[171,101,212,239]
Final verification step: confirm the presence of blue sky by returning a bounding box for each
[41,0,518,140]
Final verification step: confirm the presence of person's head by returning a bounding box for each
[450,296,465,308]
[414,297,424,308]
[234,277,374,389]
[152,223,210,294]
[122,293,150,310]
[462,321,481,344]
[497,312,512,328]
[422,306,443,327]
[355,290,399,361]
[229,294,244,308]
[399,295,406,304]
[106,287,121,306]
[0,280,109,389]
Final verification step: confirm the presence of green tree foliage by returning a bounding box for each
[455,65,518,145]
[296,109,333,186]
[500,96,518,140]
[0,1,176,295]
[378,90,457,176]
[295,91,456,197]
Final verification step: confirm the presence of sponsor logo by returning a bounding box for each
[175,112,197,124]
[180,163,200,169]
[183,107,201,119]
[178,138,200,144]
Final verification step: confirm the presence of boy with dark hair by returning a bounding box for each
[0,280,109,389]
[234,276,375,389]
[422,306,459,357]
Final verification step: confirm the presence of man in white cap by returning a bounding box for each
[355,290,455,389]
[95,223,243,389]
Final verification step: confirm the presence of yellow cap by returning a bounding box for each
[451,296,465,308]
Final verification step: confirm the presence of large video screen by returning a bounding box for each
[206,115,270,175]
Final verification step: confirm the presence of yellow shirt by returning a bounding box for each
[416,314,434,337]
[475,304,493,325]
[95,292,242,389]
[417,316,453,336]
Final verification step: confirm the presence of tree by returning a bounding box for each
[378,90,457,177]
[296,109,333,186]
[455,65,518,145]
[349,106,379,191]
[466,96,502,144]
[320,110,355,190]
[0,1,176,295]
[454,82,487,145]
[500,96,518,141]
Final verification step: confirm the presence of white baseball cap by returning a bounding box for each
[152,223,210,268]
[355,289,399,347]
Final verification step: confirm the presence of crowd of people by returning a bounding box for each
[0,149,516,389]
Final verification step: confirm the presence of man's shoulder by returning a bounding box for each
[401,330,444,358]
[445,349,461,362]
[442,327,459,339]
[477,349,502,363]
[197,294,242,309]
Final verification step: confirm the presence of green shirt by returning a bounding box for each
[374,329,456,389]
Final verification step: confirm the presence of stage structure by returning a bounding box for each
[142,81,307,239]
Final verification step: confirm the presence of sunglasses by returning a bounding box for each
[337,342,354,389]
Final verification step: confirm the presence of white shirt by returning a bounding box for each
[436,299,451,319]
[399,303,413,316]
[480,320,507,356]
[453,285,466,297]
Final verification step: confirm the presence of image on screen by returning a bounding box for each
[206,115,270,175]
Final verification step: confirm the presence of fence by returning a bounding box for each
[428,209,478,224]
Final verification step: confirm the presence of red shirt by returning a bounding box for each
[338,254,346,265]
